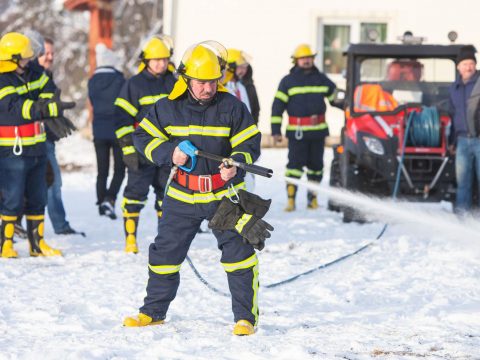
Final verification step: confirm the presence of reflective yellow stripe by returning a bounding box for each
[306,169,323,176]
[1,215,18,221]
[235,213,252,233]
[285,168,304,177]
[327,92,335,102]
[138,94,168,106]
[287,86,329,96]
[252,263,259,325]
[22,99,34,120]
[164,125,231,137]
[39,92,54,99]
[0,86,16,100]
[167,182,246,204]
[0,133,46,146]
[115,125,134,139]
[271,116,282,124]
[148,263,182,275]
[48,102,58,117]
[122,145,135,155]
[275,90,288,103]
[15,73,50,95]
[115,126,134,139]
[139,118,168,139]
[221,253,258,273]
[25,215,45,220]
[231,151,252,164]
[230,124,259,148]
[114,98,138,117]
[145,138,164,162]
[286,123,328,131]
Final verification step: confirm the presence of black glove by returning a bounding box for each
[209,195,274,251]
[34,90,76,119]
[237,189,272,218]
[45,116,77,139]
[118,134,139,171]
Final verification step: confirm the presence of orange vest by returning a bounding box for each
[352,84,398,113]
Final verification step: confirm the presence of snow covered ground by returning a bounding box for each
[1,140,479,359]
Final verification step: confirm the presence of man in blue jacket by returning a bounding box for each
[271,44,336,212]
[88,43,126,219]
[449,45,480,214]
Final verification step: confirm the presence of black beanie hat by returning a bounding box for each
[457,45,477,64]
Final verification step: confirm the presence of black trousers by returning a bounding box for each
[94,139,125,205]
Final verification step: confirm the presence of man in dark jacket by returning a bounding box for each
[114,35,176,253]
[123,41,267,336]
[271,44,336,211]
[88,43,126,219]
[449,45,480,214]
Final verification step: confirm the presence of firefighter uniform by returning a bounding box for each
[0,32,63,258]
[114,55,176,253]
[271,44,336,211]
[124,41,261,335]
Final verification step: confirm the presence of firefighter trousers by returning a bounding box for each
[140,194,259,326]
[122,163,170,214]
[286,133,326,182]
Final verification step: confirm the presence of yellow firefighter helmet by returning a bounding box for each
[138,35,173,72]
[292,44,316,59]
[0,32,34,73]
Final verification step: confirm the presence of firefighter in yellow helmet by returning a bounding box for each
[0,32,76,258]
[271,43,337,211]
[123,41,271,336]
[113,35,176,254]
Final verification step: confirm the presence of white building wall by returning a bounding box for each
[165,0,480,136]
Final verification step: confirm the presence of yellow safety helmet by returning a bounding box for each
[227,48,247,68]
[292,44,316,60]
[0,32,34,73]
[138,35,173,72]
[169,40,228,100]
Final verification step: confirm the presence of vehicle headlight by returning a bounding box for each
[362,136,385,155]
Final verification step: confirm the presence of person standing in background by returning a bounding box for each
[38,37,83,236]
[235,52,260,125]
[88,44,126,219]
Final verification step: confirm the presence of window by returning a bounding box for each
[317,20,388,75]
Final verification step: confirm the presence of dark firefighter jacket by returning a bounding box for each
[0,61,56,157]
[133,91,261,205]
[114,69,176,144]
[271,65,336,140]
[240,65,260,124]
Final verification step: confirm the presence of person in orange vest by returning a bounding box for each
[0,32,75,258]
[271,44,336,211]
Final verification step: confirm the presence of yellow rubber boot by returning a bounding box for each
[284,183,297,212]
[233,320,255,336]
[124,214,139,254]
[27,216,62,257]
[123,313,164,327]
[307,191,319,209]
[1,215,18,258]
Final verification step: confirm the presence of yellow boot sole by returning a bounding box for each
[123,313,164,327]
[233,320,255,336]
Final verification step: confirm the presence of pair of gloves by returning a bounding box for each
[209,189,274,251]
[34,89,77,139]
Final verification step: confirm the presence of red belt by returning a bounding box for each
[0,122,42,137]
[174,170,226,193]
[288,114,325,126]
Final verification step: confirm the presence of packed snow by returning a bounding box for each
[1,137,479,359]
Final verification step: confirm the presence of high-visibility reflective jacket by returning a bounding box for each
[114,69,176,145]
[133,91,261,205]
[0,61,56,157]
[271,66,336,140]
